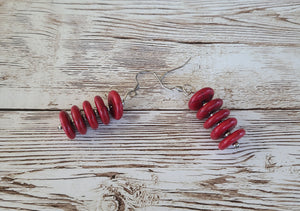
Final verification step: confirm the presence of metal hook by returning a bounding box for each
[122,71,162,104]
[122,57,194,105]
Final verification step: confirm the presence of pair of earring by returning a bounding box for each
[58,59,246,150]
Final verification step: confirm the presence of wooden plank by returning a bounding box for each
[1,0,300,110]
[0,110,299,210]
[1,42,299,110]
[1,0,299,45]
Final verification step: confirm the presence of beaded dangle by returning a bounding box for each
[58,58,245,150]
[58,91,123,139]
[188,87,245,150]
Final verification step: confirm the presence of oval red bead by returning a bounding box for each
[83,101,98,129]
[108,90,123,120]
[188,87,214,110]
[94,95,110,125]
[204,109,230,129]
[59,111,76,139]
[71,105,87,134]
[196,98,223,120]
[218,129,246,150]
[211,118,237,140]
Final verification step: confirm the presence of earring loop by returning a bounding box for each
[122,57,193,105]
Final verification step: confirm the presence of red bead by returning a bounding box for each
[196,98,223,120]
[71,105,87,134]
[108,90,123,120]
[188,87,214,110]
[211,118,237,140]
[218,129,246,150]
[83,101,98,129]
[94,96,110,125]
[59,111,76,139]
[204,109,230,129]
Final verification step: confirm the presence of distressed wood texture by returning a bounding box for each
[0,0,300,211]
[1,0,300,109]
[0,110,300,211]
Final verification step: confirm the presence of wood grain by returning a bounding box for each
[0,0,299,210]
[0,110,299,210]
[2,0,300,45]
[0,0,300,110]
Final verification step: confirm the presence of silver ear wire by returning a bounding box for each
[122,57,194,105]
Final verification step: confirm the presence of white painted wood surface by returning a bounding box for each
[0,0,299,210]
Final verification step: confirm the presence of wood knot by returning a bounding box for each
[98,194,123,211]
[97,181,159,210]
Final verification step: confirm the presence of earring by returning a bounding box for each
[58,58,245,150]
[58,90,123,139]
[188,87,245,150]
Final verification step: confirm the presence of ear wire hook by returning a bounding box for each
[122,57,194,105]
[160,57,193,94]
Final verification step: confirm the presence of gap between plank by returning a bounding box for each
[0,108,299,112]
